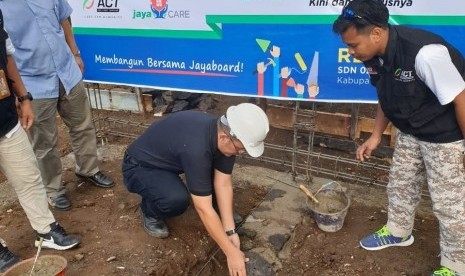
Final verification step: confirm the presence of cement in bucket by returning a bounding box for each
[3,254,67,276]
[308,182,350,232]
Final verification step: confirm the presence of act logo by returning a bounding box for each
[83,0,119,12]
[150,0,168,19]
[97,0,119,12]
[83,0,94,10]
[394,68,415,82]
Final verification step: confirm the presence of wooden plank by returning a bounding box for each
[266,105,352,137]
[356,117,393,139]
[266,105,294,129]
[315,111,351,137]
[266,105,396,147]
[390,126,397,147]
[142,94,153,113]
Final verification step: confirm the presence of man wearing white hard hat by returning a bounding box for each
[122,103,269,276]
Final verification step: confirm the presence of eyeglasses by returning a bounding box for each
[228,134,245,155]
[221,124,245,155]
[342,8,381,27]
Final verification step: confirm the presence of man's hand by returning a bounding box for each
[280,67,291,79]
[226,247,248,276]
[75,56,85,74]
[228,233,240,249]
[270,46,280,58]
[18,100,34,130]
[256,62,266,74]
[356,135,381,161]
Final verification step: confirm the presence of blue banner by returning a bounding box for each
[73,1,465,103]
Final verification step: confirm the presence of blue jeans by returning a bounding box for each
[122,152,190,219]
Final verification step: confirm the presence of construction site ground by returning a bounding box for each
[0,95,441,276]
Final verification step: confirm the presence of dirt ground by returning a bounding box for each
[0,95,442,276]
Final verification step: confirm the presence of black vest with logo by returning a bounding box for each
[365,25,465,143]
[0,9,19,138]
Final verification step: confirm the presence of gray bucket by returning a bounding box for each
[308,182,350,232]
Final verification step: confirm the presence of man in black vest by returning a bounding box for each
[0,9,80,273]
[333,0,465,275]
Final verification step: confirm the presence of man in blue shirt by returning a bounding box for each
[123,103,269,276]
[0,0,114,211]
[0,9,80,272]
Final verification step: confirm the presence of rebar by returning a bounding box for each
[86,90,429,198]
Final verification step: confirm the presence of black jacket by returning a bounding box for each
[0,9,19,138]
[364,25,465,143]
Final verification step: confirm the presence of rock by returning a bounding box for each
[172,91,191,100]
[197,94,213,111]
[106,256,117,262]
[237,228,257,239]
[153,105,170,116]
[268,233,290,251]
[172,100,189,112]
[242,239,254,251]
[74,254,85,261]
[246,250,276,275]
[161,91,173,102]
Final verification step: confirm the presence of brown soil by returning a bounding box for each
[0,94,441,276]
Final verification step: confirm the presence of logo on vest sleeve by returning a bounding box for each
[394,68,415,82]
[367,66,378,75]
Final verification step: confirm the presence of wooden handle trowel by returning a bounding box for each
[299,184,319,204]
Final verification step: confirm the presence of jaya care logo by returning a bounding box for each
[132,0,190,20]
[394,68,415,82]
[151,0,168,18]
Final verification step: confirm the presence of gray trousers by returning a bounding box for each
[30,81,99,198]
[0,126,54,233]
[386,131,465,273]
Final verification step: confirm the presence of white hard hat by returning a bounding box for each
[226,103,269,157]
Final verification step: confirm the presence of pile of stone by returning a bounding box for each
[142,89,214,116]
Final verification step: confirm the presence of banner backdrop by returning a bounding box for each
[72,0,465,103]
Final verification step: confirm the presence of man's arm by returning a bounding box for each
[356,104,390,161]
[191,170,247,276]
[453,90,465,139]
[6,55,34,130]
[214,169,235,234]
[61,18,84,73]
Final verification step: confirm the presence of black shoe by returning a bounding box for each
[36,222,81,250]
[48,194,71,211]
[76,171,114,188]
[139,208,169,238]
[0,241,20,273]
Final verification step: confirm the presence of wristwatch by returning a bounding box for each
[225,229,236,236]
[18,92,33,102]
